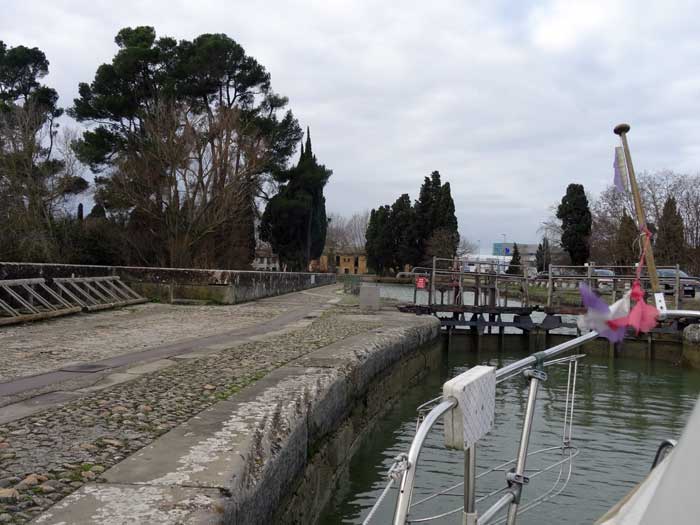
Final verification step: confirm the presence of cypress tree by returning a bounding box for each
[556,184,592,265]
[414,171,459,264]
[388,194,418,271]
[365,205,392,274]
[655,196,686,265]
[506,242,522,274]
[535,237,551,273]
[261,128,332,270]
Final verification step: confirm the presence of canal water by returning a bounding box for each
[320,337,700,524]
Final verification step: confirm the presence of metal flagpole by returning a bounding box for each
[613,124,665,310]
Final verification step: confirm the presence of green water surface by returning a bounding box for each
[320,339,700,524]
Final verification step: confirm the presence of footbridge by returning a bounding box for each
[396,257,699,336]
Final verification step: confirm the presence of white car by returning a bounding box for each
[592,268,615,289]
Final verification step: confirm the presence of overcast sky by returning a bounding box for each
[3,0,700,253]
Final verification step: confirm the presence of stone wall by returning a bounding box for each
[225,313,442,525]
[0,262,336,304]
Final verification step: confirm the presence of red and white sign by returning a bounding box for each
[416,276,428,289]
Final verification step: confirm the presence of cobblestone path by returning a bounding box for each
[0,305,378,523]
[0,290,332,382]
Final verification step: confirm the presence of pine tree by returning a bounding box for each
[506,243,522,274]
[556,184,592,265]
[655,196,686,265]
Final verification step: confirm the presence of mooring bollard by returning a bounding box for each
[359,283,380,312]
[682,324,700,369]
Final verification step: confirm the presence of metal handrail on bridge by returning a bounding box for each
[397,259,699,311]
[390,309,700,525]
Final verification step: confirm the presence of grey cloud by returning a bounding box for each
[2,0,699,251]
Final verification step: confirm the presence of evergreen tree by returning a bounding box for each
[506,242,522,274]
[556,184,592,265]
[535,237,551,273]
[655,196,686,265]
[260,128,332,270]
[71,27,301,268]
[365,170,459,273]
[88,203,107,219]
[414,172,439,261]
[388,194,418,271]
[365,205,392,274]
[414,171,459,264]
[437,182,459,255]
[615,212,638,267]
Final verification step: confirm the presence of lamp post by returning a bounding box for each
[502,234,507,274]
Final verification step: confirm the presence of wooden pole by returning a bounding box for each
[614,124,661,294]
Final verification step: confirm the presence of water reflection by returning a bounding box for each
[320,335,700,524]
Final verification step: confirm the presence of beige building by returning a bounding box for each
[317,252,368,274]
[252,247,279,271]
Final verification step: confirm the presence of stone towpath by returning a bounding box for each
[0,286,342,414]
[0,284,392,523]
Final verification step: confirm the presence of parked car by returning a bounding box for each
[656,269,699,298]
[592,268,615,289]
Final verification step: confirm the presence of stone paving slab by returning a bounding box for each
[32,484,223,525]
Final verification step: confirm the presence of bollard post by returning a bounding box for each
[675,264,681,309]
[547,264,553,308]
[522,262,529,306]
[430,256,436,307]
[475,263,481,306]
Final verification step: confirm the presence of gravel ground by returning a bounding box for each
[0,291,334,382]
[0,306,378,523]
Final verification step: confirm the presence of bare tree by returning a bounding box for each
[586,170,700,268]
[538,204,563,247]
[324,211,369,254]
[347,211,370,250]
[0,103,88,261]
[456,236,477,257]
[325,213,351,253]
[104,103,273,268]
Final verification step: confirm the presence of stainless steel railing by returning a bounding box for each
[391,308,700,525]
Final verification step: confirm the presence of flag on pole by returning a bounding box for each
[613,146,628,193]
[578,284,629,342]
